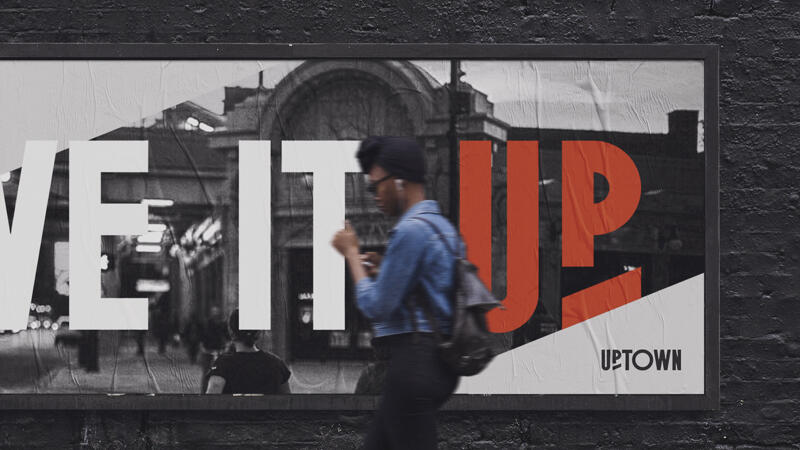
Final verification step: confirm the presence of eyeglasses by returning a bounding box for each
[366,174,393,195]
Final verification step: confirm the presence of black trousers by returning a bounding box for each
[364,333,459,450]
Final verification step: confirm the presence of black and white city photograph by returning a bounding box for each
[1,58,705,396]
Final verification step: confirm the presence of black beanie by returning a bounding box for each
[356,136,426,183]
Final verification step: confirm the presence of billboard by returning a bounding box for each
[0,44,718,409]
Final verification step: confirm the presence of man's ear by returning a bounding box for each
[394,179,404,191]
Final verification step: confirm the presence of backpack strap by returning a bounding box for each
[413,213,459,257]
[404,214,460,341]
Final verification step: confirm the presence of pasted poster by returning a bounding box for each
[0,45,718,408]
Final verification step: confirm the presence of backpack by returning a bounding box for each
[407,214,503,376]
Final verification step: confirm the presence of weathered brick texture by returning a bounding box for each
[1,0,799,447]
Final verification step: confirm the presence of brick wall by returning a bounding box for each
[1,1,798,447]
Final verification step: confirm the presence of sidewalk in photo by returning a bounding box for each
[42,338,204,394]
[289,360,370,394]
[39,335,371,394]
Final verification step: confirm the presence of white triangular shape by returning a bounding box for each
[458,274,704,394]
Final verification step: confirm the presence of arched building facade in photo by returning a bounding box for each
[209,60,508,365]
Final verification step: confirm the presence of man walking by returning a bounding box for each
[199,306,229,393]
[332,136,461,450]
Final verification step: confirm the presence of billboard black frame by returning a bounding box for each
[0,43,719,410]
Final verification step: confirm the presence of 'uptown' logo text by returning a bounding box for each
[601,349,682,371]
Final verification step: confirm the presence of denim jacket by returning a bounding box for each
[355,200,463,338]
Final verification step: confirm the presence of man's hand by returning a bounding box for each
[332,221,368,284]
[331,220,360,257]
[360,252,382,278]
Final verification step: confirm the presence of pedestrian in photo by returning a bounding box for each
[152,293,172,355]
[332,136,460,450]
[204,309,291,394]
[199,306,229,393]
[182,312,203,364]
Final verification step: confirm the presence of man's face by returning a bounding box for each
[367,165,399,216]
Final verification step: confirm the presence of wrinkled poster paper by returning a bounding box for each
[0,59,705,397]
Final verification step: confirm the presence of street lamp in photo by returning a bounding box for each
[141,199,175,208]
[148,223,168,233]
[137,231,165,244]
[136,244,162,253]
